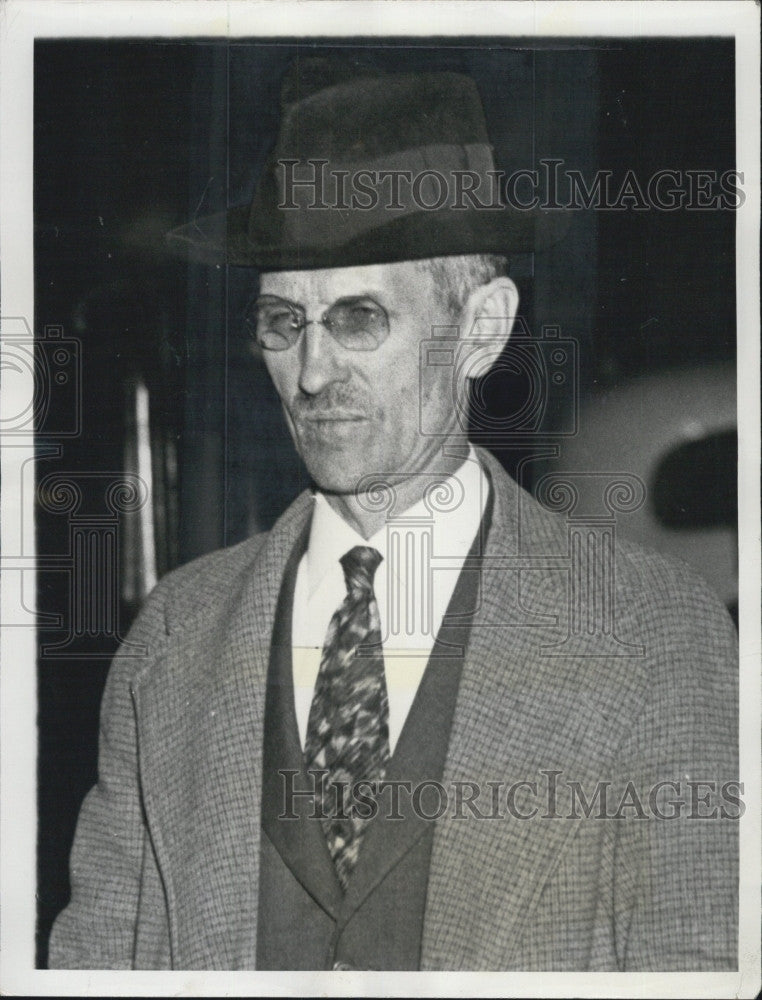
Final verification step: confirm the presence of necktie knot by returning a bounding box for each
[340,545,382,598]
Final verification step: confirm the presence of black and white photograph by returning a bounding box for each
[1,1,759,995]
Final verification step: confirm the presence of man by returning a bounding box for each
[49,60,738,971]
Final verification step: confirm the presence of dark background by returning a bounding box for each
[34,37,736,966]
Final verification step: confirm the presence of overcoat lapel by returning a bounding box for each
[420,450,648,970]
[130,492,314,969]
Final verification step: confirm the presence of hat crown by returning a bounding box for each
[279,55,386,107]
[276,68,491,160]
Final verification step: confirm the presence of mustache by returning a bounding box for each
[289,386,370,419]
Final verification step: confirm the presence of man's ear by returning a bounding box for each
[459,276,520,375]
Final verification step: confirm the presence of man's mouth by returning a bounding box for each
[299,413,367,423]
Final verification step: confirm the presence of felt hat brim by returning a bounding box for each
[166,200,571,271]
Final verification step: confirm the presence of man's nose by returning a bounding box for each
[297,321,350,396]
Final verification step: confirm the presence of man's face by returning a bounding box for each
[258,260,460,495]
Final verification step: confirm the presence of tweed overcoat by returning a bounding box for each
[49,449,739,970]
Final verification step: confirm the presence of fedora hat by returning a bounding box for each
[166,58,569,270]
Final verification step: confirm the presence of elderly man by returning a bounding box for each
[49,61,738,971]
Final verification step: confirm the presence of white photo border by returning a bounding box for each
[1,2,759,996]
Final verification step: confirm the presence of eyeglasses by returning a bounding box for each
[246,294,390,352]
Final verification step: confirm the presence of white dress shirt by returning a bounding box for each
[292,448,489,754]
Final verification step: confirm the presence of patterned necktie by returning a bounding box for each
[304,545,390,889]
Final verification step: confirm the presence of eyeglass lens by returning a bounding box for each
[248,295,389,352]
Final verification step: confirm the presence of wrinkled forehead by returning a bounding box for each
[258,259,433,306]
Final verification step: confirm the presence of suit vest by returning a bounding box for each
[257,493,492,970]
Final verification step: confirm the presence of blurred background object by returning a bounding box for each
[536,363,737,620]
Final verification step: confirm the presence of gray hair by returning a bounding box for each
[416,253,510,317]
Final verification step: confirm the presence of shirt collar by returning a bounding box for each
[304,446,488,599]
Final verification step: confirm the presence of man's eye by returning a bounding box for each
[348,306,372,320]
[346,303,382,323]
[263,308,297,327]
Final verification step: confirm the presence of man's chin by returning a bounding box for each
[301,448,377,498]
[305,466,372,498]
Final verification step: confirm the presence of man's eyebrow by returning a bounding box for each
[257,292,297,303]
[262,289,389,305]
[332,291,387,303]
[257,288,394,315]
